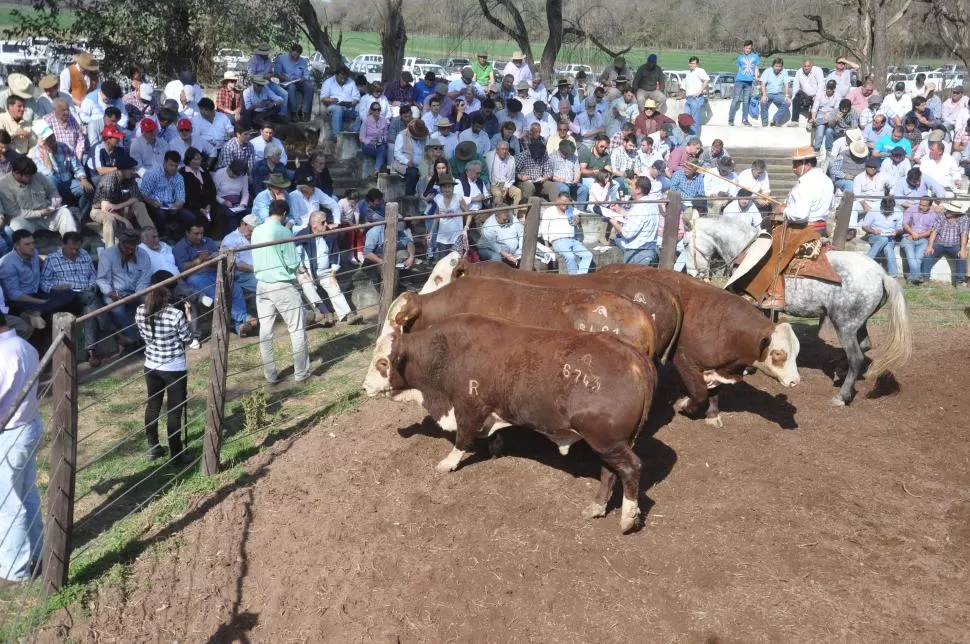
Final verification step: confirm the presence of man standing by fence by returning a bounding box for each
[252,199,310,384]
[0,312,43,584]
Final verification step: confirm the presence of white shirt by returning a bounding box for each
[683,67,710,98]
[540,205,576,243]
[0,328,40,428]
[167,135,216,163]
[358,94,391,121]
[722,201,763,228]
[941,96,969,127]
[786,167,834,224]
[879,157,912,184]
[138,241,179,275]
[852,171,893,209]
[251,135,288,165]
[502,62,533,85]
[736,168,770,196]
[221,229,254,267]
[524,112,556,140]
[459,177,486,211]
[704,171,738,197]
[288,187,340,230]
[319,76,360,103]
[191,112,233,151]
[487,151,515,187]
[300,236,334,275]
[879,94,913,122]
[458,128,491,156]
[919,154,962,190]
[130,135,168,173]
[432,193,464,245]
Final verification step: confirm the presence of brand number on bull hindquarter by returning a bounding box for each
[469,379,479,396]
[576,322,621,335]
[561,363,602,392]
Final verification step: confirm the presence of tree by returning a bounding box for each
[794,0,913,86]
[378,0,407,84]
[920,0,970,72]
[476,0,630,79]
[294,0,347,74]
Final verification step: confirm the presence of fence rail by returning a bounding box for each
[4,183,967,635]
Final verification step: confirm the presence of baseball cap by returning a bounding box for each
[891,146,906,156]
[140,118,158,133]
[865,157,882,168]
[101,124,124,140]
[677,113,694,126]
[177,118,193,131]
[826,79,837,89]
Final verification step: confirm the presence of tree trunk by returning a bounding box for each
[296,0,345,73]
[380,0,407,84]
[539,0,564,81]
[870,5,889,87]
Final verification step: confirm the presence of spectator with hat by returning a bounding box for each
[548,77,575,115]
[34,74,68,120]
[248,44,289,116]
[42,97,85,161]
[27,121,92,216]
[130,117,168,175]
[922,200,969,288]
[393,118,429,196]
[633,54,666,113]
[828,135,871,194]
[671,113,694,148]
[86,105,127,151]
[0,74,38,125]
[319,67,360,135]
[274,43,313,121]
[470,51,494,87]
[90,155,151,247]
[78,79,127,129]
[433,117,458,159]
[880,82,913,127]
[859,93,882,129]
[242,74,283,129]
[634,99,674,138]
[216,71,243,123]
[448,67,484,101]
[880,145,912,185]
[599,56,632,88]
[252,173,299,225]
[450,140,489,184]
[503,52,533,85]
[88,123,130,180]
[219,214,259,293]
[167,118,215,165]
[513,80,534,114]
[59,52,99,108]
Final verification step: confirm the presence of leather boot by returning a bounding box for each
[760,276,785,310]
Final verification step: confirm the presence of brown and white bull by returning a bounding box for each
[421,252,684,364]
[595,265,800,426]
[363,314,657,533]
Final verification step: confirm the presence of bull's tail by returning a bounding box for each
[659,294,683,365]
[867,272,913,377]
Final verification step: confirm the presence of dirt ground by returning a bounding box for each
[38,327,970,643]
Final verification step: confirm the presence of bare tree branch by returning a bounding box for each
[886,0,914,27]
[798,13,864,62]
[761,35,827,59]
[476,0,534,63]
[562,24,632,59]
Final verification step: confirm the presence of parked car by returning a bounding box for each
[0,41,37,74]
[663,70,687,96]
[436,57,470,74]
[411,63,448,81]
[351,54,383,73]
[401,57,434,76]
[707,72,735,98]
[214,48,248,71]
[357,63,383,85]
[935,64,967,75]
[557,63,594,76]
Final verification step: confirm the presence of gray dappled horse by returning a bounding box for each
[687,217,912,406]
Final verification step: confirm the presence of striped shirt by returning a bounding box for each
[40,249,96,293]
[43,113,86,161]
[140,166,186,206]
[136,304,191,371]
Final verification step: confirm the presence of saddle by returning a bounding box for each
[726,224,842,309]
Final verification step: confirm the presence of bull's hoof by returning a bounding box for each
[705,414,724,428]
[830,395,847,407]
[488,434,505,458]
[582,502,607,519]
[619,511,642,534]
[673,396,693,413]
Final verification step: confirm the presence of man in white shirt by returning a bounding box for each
[319,68,361,135]
[138,226,180,274]
[826,57,859,100]
[129,118,168,174]
[606,176,660,265]
[250,123,288,165]
[682,56,709,136]
[479,209,524,264]
[780,146,834,232]
[191,98,233,157]
[919,140,962,191]
[220,215,259,294]
[524,101,556,140]
[296,211,360,325]
[722,189,763,228]
[167,118,216,164]
[736,159,772,211]
[433,119,458,160]
[940,85,969,132]
[851,157,893,228]
[540,191,592,274]
[502,52,533,85]
[790,58,826,127]
[879,82,913,127]
[485,141,521,206]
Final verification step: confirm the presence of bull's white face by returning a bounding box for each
[363,333,397,396]
[754,322,801,387]
[419,251,462,294]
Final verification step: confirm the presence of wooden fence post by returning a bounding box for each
[377,202,400,324]
[660,191,683,270]
[519,197,542,272]
[202,254,232,476]
[831,193,853,250]
[42,313,78,598]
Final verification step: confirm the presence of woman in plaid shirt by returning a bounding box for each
[135,270,193,463]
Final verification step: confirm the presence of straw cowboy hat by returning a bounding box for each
[6,74,33,99]
[263,173,292,189]
[37,74,58,90]
[943,200,969,214]
[222,71,239,83]
[791,146,816,161]
[848,139,869,158]
[253,43,273,56]
[74,52,99,72]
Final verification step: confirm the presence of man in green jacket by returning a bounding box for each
[252,199,310,384]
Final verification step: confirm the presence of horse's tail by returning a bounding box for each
[867,272,913,377]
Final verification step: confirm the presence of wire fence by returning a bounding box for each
[3,185,969,638]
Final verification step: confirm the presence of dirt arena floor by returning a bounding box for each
[38,327,970,643]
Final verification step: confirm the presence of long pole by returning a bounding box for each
[685,162,784,207]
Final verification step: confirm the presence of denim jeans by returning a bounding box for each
[0,418,44,581]
[900,236,929,281]
[813,123,828,151]
[235,271,257,294]
[54,177,91,217]
[183,272,251,333]
[835,179,854,194]
[327,105,359,134]
[361,142,388,170]
[921,244,967,285]
[402,167,419,196]
[624,247,658,265]
[266,81,289,115]
[684,96,705,136]
[285,79,314,116]
[866,234,899,276]
[102,298,140,342]
[551,238,593,274]
[761,93,790,125]
[729,80,753,124]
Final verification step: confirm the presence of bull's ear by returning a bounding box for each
[393,309,416,331]
[375,357,389,377]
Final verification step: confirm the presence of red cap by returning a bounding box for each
[677,113,694,127]
[139,118,158,133]
[101,124,124,140]
[177,118,192,131]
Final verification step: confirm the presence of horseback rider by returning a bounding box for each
[726,145,835,309]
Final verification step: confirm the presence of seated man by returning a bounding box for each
[192,98,234,158]
[89,156,152,247]
[861,196,903,277]
[241,75,283,129]
[250,122,289,166]
[173,221,257,335]
[129,118,168,175]
[139,226,179,274]
[274,43,314,121]
[220,214,259,294]
[0,156,78,237]
[722,189,765,228]
[247,45,289,116]
[540,191,591,274]
[296,211,361,325]
[78,79,128,129]
[27,120,93,217]
[140,150,195,236]
[479,208,524,264]
[921,200,969,288]
[319,68,361,135]
[0,95,34,140]
[213,160,251,235]
[852,157,893,228]
[252,174,299,225]
[515,139,554,202]
[39,231,101,365]
[0,230,77,328]
[606,176,660,265]
[361,214,416,288]
[484,140,521,206]
[548,139,581,202]
[96,229,152,348]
